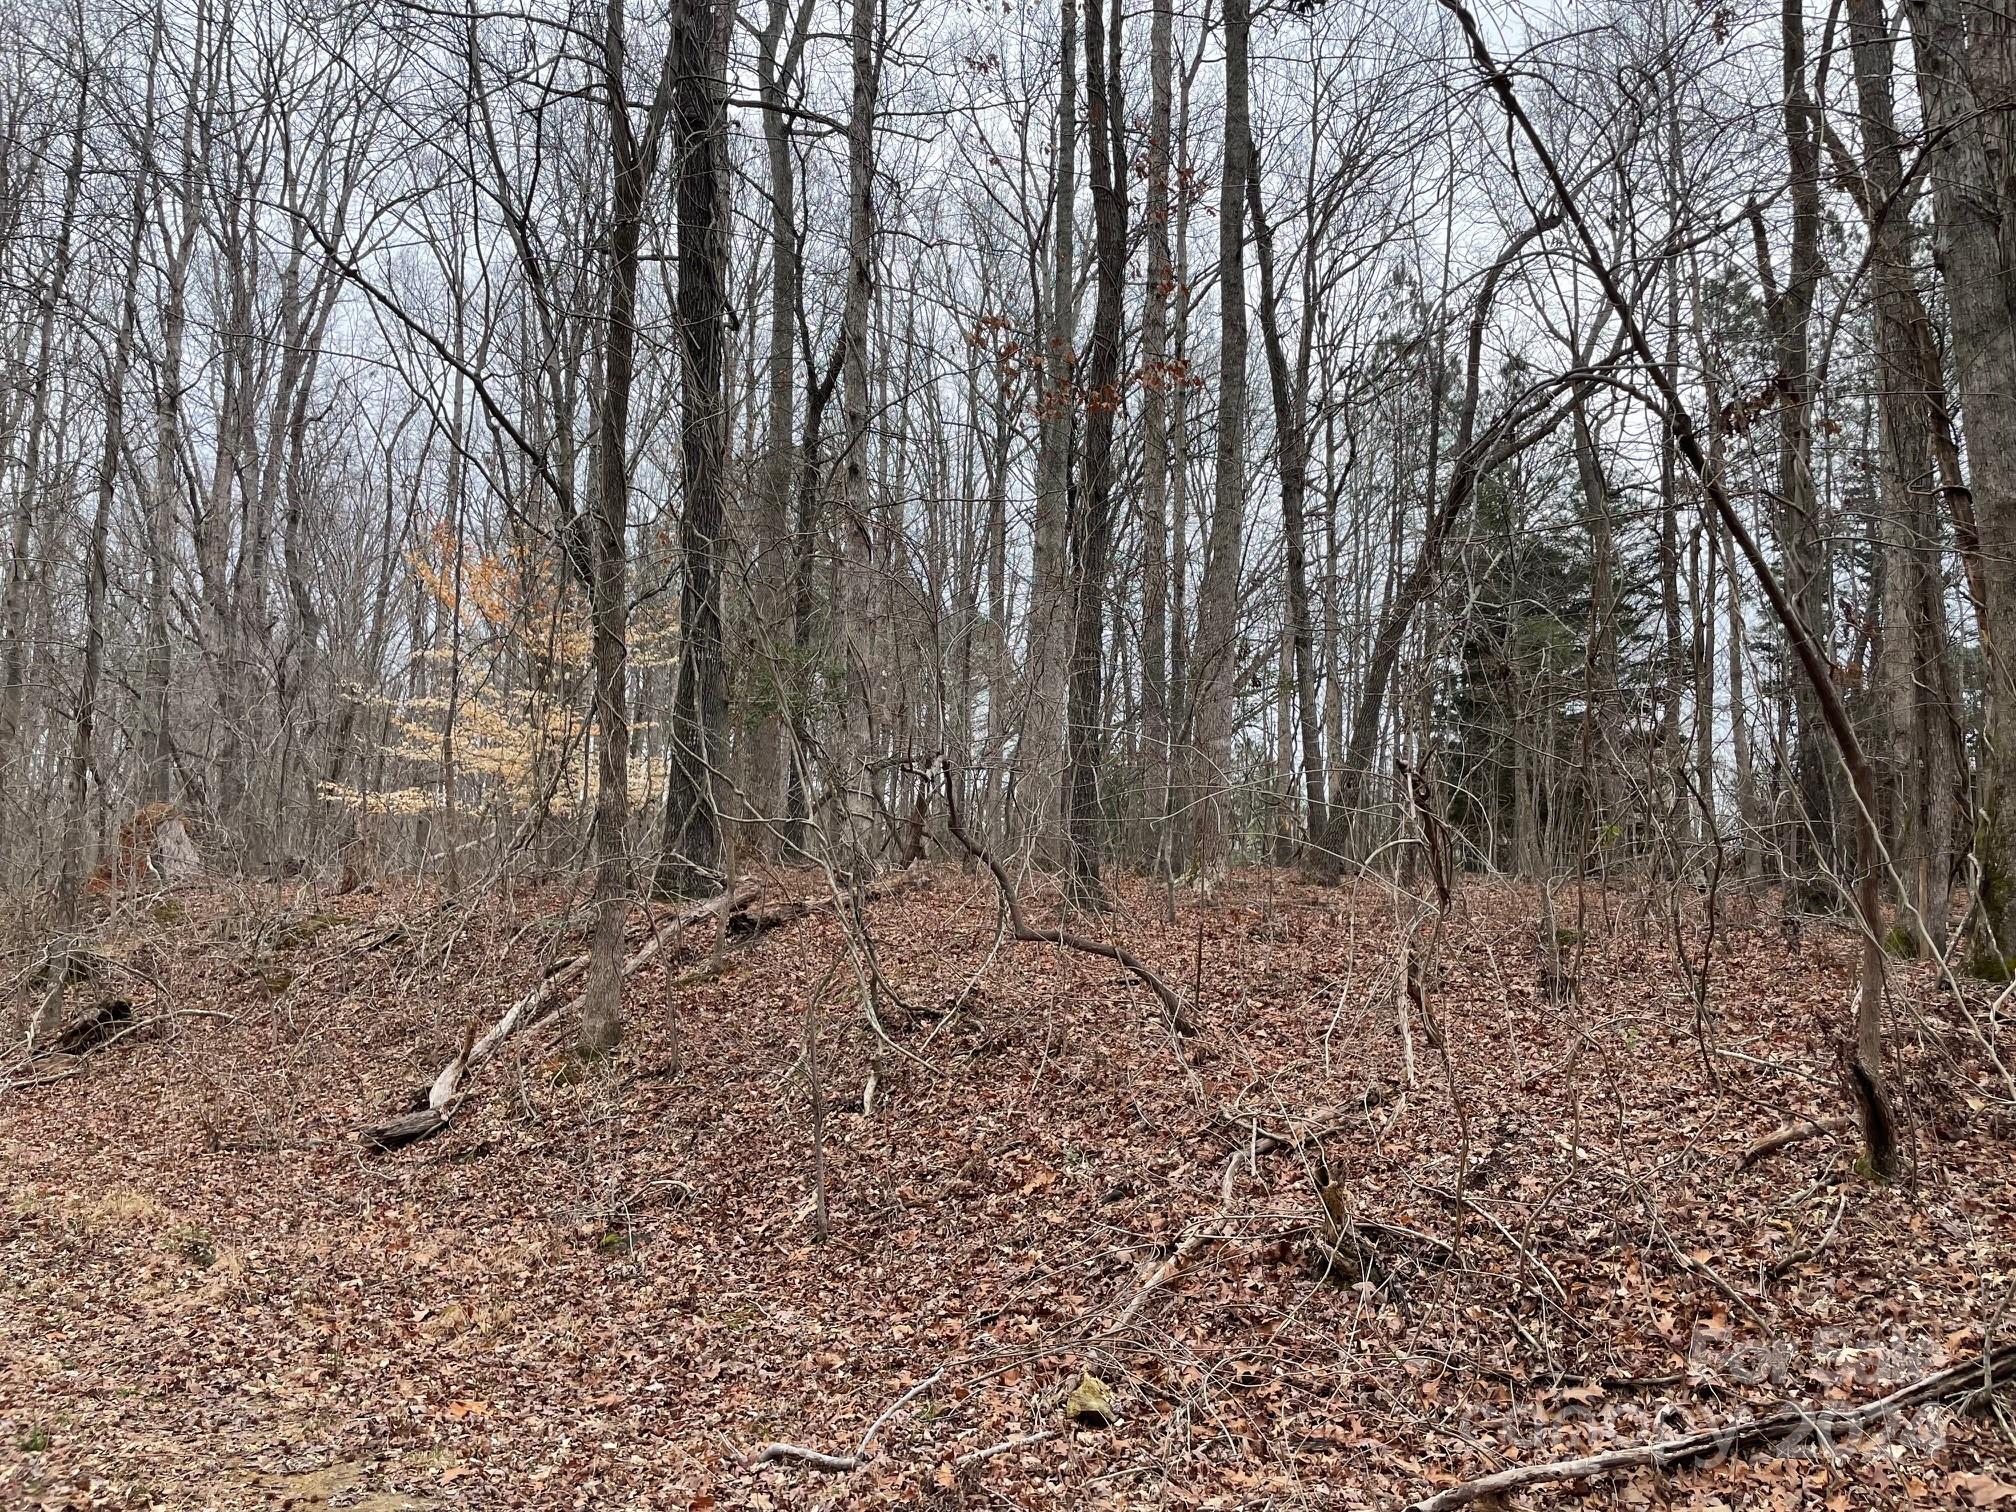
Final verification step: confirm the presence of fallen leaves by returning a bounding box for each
[1,867,2012,1511]
[1954,1473,2016,1508]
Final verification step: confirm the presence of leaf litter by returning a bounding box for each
[3,865,2013,1509]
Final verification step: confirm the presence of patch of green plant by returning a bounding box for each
[1968,943,2012,984]
[18,1427,49,1452]
[1882,924,1920,960]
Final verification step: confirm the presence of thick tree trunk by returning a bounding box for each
[1064,0,1127,906]
[657,0,733,900]
[827,0,882,875]
[1904,0,2016,977]
[1847,0,1960,954]
[1764,0,1838,909]
[749,0,813,842]
[1139,0,1174,872]
[584,0,691,1046]
[1021,0,1078,857]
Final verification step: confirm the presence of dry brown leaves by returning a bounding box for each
[3,866,2012,1510]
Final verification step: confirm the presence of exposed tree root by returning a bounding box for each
[745,1370,944,1472]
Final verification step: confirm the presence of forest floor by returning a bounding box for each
[4,862,2016,1511]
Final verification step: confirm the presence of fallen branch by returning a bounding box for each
[360,884,757,1151]
[952,1428,1058,1469]
[1404,1340,2016,1512]
[936,760,1195,1034]
[1736,1115,1855,1171]
[746,1443,859,1472]
[1769,1190,1848,1280]
[360,1096,465,1154]
[746,1369,944,1472]
[427,882,757,1107]
[1113,1145,1247,1330]
[1217,1087,1391,1156]
[734,866,922,936]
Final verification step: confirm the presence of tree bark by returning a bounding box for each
[1063,0,1127,906]
[1022,0,1079,857]
[1139,0,1174,872]
[1847,0,1961,954]
[657,0,733,900]
[1192,0,1251,882]
[1903,0,2016,977]
[1248,150,1336,878]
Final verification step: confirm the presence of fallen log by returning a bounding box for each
[49,999,135,1056]
[425,882,757,1108]
[730,866,925,937]
[360,1097,463,1153]
[1404,1340,2016,1512]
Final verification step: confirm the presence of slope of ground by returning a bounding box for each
[3,865,2013,1510]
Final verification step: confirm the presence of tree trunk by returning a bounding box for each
[1904,0,2016,978]
[1064,0,1127,906]
[1022,0,1078,857]
[827,0,882,876]
[657,0,733,900]
[1848,0,1960,954]
[1192,0,1251,882]
[1248,152,1336,879]
[1139,0,1174,872]
[1,79,86,865]
[1763,0,1837,910]
[749,0,813,843]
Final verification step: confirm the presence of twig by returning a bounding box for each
[1404,1341,2016,1511]
[746,1369,945,1472]
[1768,1191,1847,1280]
[1423,1185,1569,1305]
[936,759,1195,1034]
[952,1428,1058,1469]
